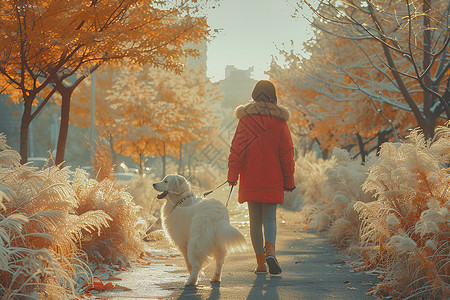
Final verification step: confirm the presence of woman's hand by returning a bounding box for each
[284,186,296,192]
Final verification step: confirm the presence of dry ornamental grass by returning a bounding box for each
[295,127,450,299]
[0,134,145,299]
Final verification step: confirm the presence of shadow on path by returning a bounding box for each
[246,274,281,300]
[175,282,221,300]
[96,209,378,299]
[174,275,282,300]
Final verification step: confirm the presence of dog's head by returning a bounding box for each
[153,174,190,200]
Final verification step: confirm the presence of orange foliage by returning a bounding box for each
[270,0,449,156]
[268,29,416,157]
[0,0,212,163]
[71,64,222,173]
[1,0,210,77]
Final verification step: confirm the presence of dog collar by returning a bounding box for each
[170,193,194,214]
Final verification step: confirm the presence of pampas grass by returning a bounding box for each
[72,169,146,266]
[294,127,449,298]
[0,134,82,298]
[92,139,113,182]
[324,149,376,247]
[295,151,336,230]
[0,195,73,299]
[117,174,162,240]
[0,133,145,298]
[354,126,450,298]
[296,150,375,247]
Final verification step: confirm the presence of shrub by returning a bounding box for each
[354,127,450,298]
[72,169,145,266]
[296,150,376,247]
[0,133,145,298]
[295,151,336,228]
[294,127,449,298]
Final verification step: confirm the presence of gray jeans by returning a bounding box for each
[247,202,277,255]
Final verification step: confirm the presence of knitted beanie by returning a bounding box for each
[251,80,278,104]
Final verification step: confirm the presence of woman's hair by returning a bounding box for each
[252,80,277,104]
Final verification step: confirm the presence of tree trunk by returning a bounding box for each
[422,0,432,115]
[188,151,192,177]
[162,141,166,178]
[356,133,367,163]
[139,153,144,175]
[19,98,33,164]
[178,143,183,175]
[321,148,328,160]
[422,0,436,139]
[55,88,71,165]
[376,130,390,155]
[314,137,328,159]
[367,3,430,137]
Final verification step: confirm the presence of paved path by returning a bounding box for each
[96,207,379,300]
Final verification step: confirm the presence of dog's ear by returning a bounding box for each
[170,176,189,194]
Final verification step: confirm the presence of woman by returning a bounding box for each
[227,80,295,275]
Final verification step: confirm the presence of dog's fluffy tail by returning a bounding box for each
[217,221,246,253]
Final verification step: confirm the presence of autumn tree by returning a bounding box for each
[268,27,416,160]
[0,0,212,164]
[176,66,223,175]
[268,0,449,159]
[70,65,121,167]
[72,64,222,176]
[73,64,180,175]
[302,0,449,139]
[0,2,58,164]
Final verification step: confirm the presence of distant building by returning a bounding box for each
[219,65,257,109]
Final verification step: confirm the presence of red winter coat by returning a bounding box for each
[227,101,295,204]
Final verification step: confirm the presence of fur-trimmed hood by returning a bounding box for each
[234,101,290,121]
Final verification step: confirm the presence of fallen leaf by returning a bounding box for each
[108,274,122,281]
[104,282,115,290]
[114,284,132,291]
[92,281,105,291]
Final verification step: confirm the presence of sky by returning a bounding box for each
[205,0,313,82]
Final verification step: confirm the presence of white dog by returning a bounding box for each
[153,174,246,285]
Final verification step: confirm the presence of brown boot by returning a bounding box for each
[264,241,282,275]
[255,254,267,274]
